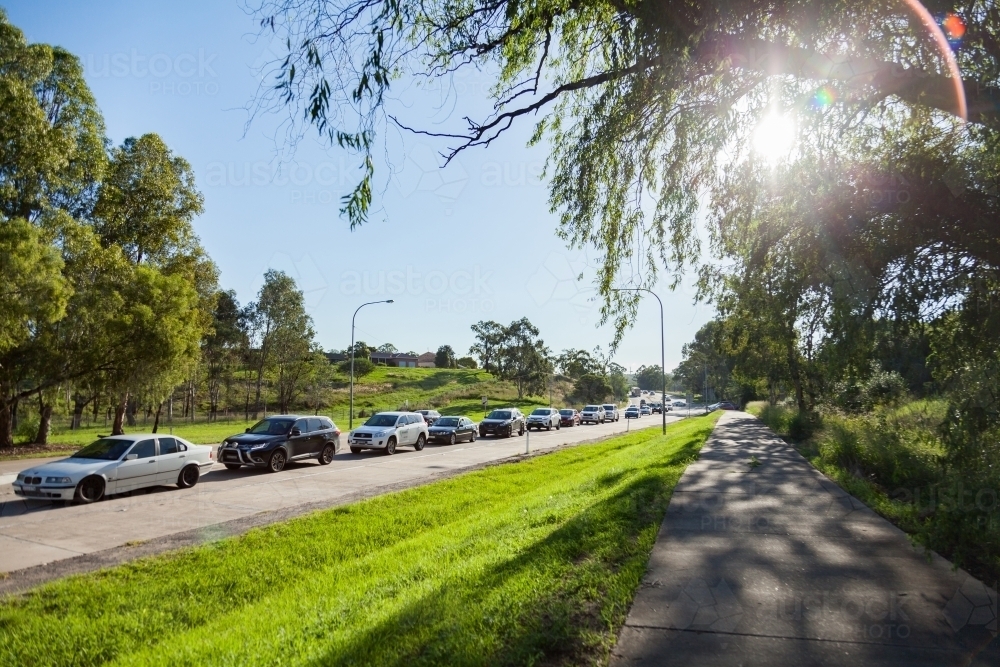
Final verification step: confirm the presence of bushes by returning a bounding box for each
[751,398,999,585]
[339,357,375,377]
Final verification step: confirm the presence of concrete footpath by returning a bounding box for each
[612,412,999,666]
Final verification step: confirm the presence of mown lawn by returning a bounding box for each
[0,414,719,667]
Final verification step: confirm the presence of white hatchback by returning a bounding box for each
[348,412,429,455]
[12,434,214,504]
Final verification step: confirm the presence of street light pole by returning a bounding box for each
[350,299,393,429]
[612,288,666,435]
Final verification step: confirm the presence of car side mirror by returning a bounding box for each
[245,428,250,433]
[290,428,301,436]
[125,453,138,461]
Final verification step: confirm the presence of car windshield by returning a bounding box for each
[435,418,460,427]
[364,414,399,427]
[603,405,615,409]
[248,418,295,435]
[71,438,134,461]
[559,410,574,415]
[584,405,600,411]
[487,410,511,420]
[531,409,551,416]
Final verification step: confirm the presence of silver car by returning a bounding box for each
[12,434,214,504]
[348,411,429,455]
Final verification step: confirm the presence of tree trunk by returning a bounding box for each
[34,400,52,445]
[152,402,163,433]
[0,399,12,449]
[125,396,137,427]
[112,392,128,435]
[72,396,87,429]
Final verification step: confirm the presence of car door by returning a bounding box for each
[156,436,186,483]
[409,414,423,443]
[394,416,411,445]
[307,418,325,454]
[114,439,158,491]
[290,418,311,457]
[458,418,471,441]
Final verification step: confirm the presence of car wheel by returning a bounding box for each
[505,426,513,438]
[479,430,486,439]
[385,438,397,455]
[224,463,242,470]
[547,423,552,431]
[268,449,287,472]
[319,443,336,465]
[556,422,560,430]
[414,434,426,451]
[470,431,476,442]
[177,465,200,488]
[350,446,361,454]
[74,476,105,504]
[449,433,456,445]
[518,425,525,436]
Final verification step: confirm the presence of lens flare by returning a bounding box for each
[901,0,966,120]
[811,85,838,110]
[942,12,966,44]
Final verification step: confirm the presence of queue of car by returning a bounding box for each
[12,396,661,505]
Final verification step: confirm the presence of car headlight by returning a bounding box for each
[250,443,270,450]
[45,476,72,484]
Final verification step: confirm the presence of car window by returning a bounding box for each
[308,418,323,432]
[249,418,294,435]
[436,417,460,427]
[158,437,179,454]
[177,442,188,452]
[129,439,156,459]
[320,418,334,430]
[364,414,398,427]
[71,438,134,461]
[487,410,511,420]
[293,419,309,433]
[412,414,424,424]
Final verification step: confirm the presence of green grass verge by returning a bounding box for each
[0,414,719,666]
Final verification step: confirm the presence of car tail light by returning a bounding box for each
[209,449,214,459]
[334,429,341,436]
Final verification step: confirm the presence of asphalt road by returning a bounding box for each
[0,411,682,574]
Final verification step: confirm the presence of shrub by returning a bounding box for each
[339,358,375,377]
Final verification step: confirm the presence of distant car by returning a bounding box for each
[640,405,652,416]
[602,404,620,422]
[415,409,441,425]
[13,434,214,504]
[624,406,640,419]
[526,408,561,431]
[651,402,662,414]
[580,405,606,424]
[715,401,738,410]
[672,399,687,407]
[558,409,580,427]
[220,415,342,470]
[479,408,525,438]
[639,398,647,407]
[347,412,428,455]
[427,416,477,444]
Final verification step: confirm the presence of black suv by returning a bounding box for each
[478,408,525,438]
[219,415,341,472]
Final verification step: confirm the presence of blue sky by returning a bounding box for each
[6,0,714,372]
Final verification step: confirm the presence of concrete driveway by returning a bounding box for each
[0,414,680,576]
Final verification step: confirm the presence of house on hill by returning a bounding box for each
[370,352,419,367]
[417,352,436,368]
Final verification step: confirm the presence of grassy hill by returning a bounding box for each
[2,368,572,456]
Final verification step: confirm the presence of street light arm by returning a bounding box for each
[612,287,667,435]
[349,299,394,429]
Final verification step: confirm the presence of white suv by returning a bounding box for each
[348,412,428,455]
[526,408,561,431]
[580,405,606,424]
[602,404,620,422]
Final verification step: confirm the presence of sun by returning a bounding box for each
[752,112,796,164]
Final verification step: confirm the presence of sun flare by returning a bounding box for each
[752,112,796,164]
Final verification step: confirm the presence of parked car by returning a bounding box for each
[580,405,606,424]
[602,404,621,422]
[347,412,428,454]
[715,401,738,410]
[558,409,580,426]
[527,408,561,431]
[640,405,652,416]
[415,409,441,425]
[13,434,215,504]
[624,406,640,419]
[427,416,477,444]
[220,415,342,470]
[479,408,525,438]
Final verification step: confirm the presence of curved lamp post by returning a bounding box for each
[350,299,393,428]
[612,288,666,435]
